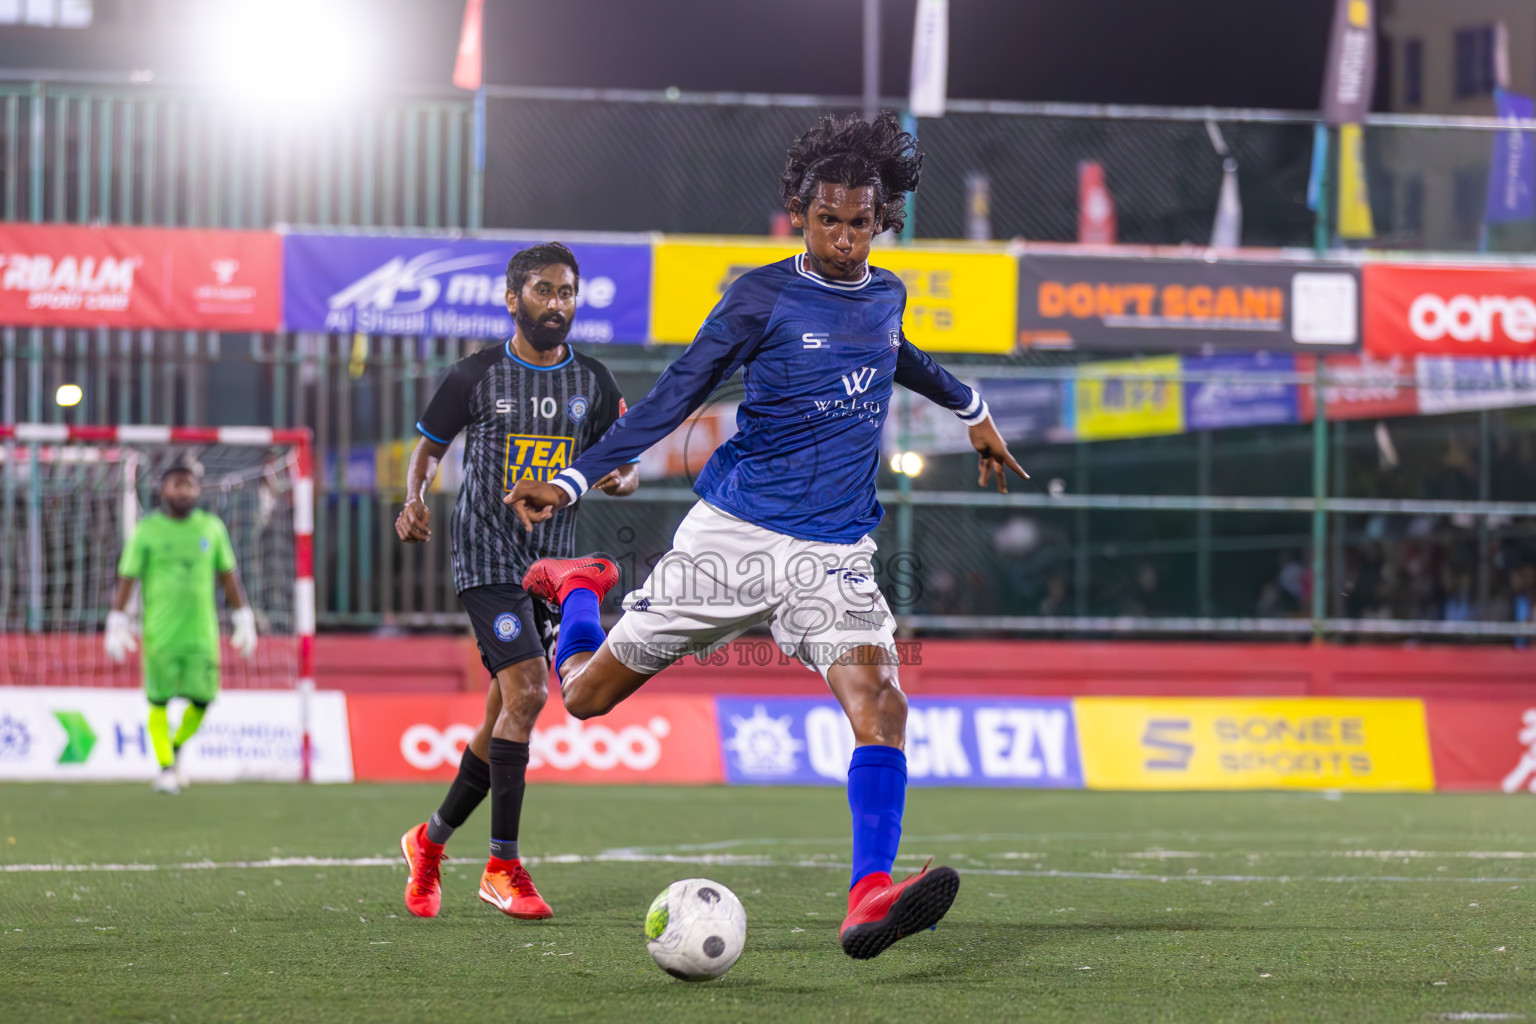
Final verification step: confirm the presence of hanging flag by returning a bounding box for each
[1485,88,1535,224]
[909,0,949,118]
[452,0,484,91]
[1205,122,1242,248]
[1077,161,1117,245]
[1306,122,1330,211]
[1337,123,1375,239]
[1321,0,1376,126]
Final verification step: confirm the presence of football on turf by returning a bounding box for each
[644,878,746,981]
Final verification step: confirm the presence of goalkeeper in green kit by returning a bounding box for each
[105,461,257,794]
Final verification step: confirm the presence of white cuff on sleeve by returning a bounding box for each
[550,470,588,505]
[956,396,990,427]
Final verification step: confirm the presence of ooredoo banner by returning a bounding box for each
[282,233,652,343]
[1074,697,1434,791]
[0,224,281,331]
[715,697,1084,788]
[1018,254,1360,353]
[0,687,353,783]
[1364,264,1536,358]
[345,693,721,783]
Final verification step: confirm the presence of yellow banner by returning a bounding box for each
[1073,356,1184,440]
[650,237,1018,353]
[1075,698,1434,791]
[1337,123,1375,240]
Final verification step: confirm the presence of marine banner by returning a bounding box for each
[1074,697,1434,791]
[282,233,652,343]
[715,696,1084,788]
[1018,254,1360,353]
[651,238,1018,352]
[1074,355,1185,441]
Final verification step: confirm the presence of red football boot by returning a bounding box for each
[479,857,553,920]
[522,553,619,605]
[400,823,445,919]
[839,861,960,960]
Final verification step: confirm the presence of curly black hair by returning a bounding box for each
[505,242,580,297]
[780,110,923,234]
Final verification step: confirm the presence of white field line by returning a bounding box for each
[5,852,1536,884]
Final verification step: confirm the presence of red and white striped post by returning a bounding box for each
[0,424,318,780]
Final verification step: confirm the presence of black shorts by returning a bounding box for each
[459,583,561,677]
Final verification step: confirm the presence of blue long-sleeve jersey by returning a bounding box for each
[550,254,989,544]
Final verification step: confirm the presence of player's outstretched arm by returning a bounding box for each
[396,437,449,543]
[969,416,1029,494]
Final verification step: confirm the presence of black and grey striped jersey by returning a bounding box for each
[416,341,627,593]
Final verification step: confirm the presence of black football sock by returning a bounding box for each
[427,748,491,845]
[488,737,530,861]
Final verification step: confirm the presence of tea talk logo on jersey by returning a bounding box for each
[1074,697,1434,791]
[650,237,1017,354]
[502,434,575,489]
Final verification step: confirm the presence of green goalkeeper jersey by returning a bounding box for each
[117,509,236,655]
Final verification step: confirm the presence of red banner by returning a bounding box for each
[1295,354,1420,421]
[0,224,281,331]
[1365,264,1536,358]
[1425,700,1536,792]
[346,692,723,784]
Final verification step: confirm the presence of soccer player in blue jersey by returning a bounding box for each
[507,112,1028,960]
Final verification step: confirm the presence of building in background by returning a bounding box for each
[1377,0,1536,248]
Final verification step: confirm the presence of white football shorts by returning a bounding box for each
[605,501,899,680]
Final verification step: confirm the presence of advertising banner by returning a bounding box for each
[0,687,353,783]
[1425,701,1536,792]
[883,377,1069,455]
[1182,352,1300,431]
[1364,264,1536,358]
[1017,254,1360,353]
[0,224,281,331]
[1074,356,1185,441]
[651,238,1018,353]
[715,696,1083,788]
[1485,89,1536,224]
[1415,356,1536,414]
[1074,697,1434,791]
[282,233,652,343]
[1295,353,1420,421]
[346,693,721,783]
[1320,0,1376,126]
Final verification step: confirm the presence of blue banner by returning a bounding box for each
[282,234,651,343]
[979,378,1071,442]
[1182,352,1299,431]
[1486,89,1536,225]
[715,697,1083,788]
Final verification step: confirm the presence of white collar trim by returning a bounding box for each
[795,253,872,291]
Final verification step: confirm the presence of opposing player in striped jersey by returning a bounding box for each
[394,242,638,920]
[508,114,1028,959]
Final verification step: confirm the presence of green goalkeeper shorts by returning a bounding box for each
[142,649,221,705]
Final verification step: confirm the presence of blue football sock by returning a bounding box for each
[553,586,605,674]
[847,744,907,888]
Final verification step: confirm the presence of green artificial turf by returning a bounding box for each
[2,784,1533,1022]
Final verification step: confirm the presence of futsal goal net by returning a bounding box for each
[0,425,314,693]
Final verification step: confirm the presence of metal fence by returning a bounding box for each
[2,77,1536,640]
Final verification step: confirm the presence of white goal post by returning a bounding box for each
[0,423,317,773]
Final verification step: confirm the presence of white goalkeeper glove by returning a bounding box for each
[104,610,137,664]
[231,606,258,659]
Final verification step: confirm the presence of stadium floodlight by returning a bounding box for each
[55,383,82,407]
[194,0,374,109]
[889,451,924,477]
